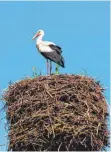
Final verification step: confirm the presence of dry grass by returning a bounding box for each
[3,74,109,151]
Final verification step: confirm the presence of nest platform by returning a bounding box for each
[3,74,109,151]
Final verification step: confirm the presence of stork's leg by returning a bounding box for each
[49,60,52,75]
[46,59,49,75]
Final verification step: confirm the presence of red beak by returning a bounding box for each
[32,34,37,40]
[32,33,40,40]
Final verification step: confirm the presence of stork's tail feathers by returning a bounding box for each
[58,56,65,68]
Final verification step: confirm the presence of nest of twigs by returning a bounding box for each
[3,74,109,151]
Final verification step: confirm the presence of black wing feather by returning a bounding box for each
[48,44,62,54]
[40,51,65,68]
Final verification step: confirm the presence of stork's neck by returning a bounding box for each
[36,35,43,45]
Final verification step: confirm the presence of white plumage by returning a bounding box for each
[37,41,54,53]
[32,30,65,75]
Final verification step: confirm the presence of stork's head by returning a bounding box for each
[32,30,44,40]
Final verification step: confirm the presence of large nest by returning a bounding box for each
[3,74,109,151]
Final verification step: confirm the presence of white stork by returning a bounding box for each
[32,30,65,75]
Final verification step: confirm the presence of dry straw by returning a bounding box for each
[3,74,109,151]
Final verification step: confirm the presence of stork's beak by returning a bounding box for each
[32,33,37,40]
[32,33,40,40]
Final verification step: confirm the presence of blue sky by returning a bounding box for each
[0,1,110,151]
